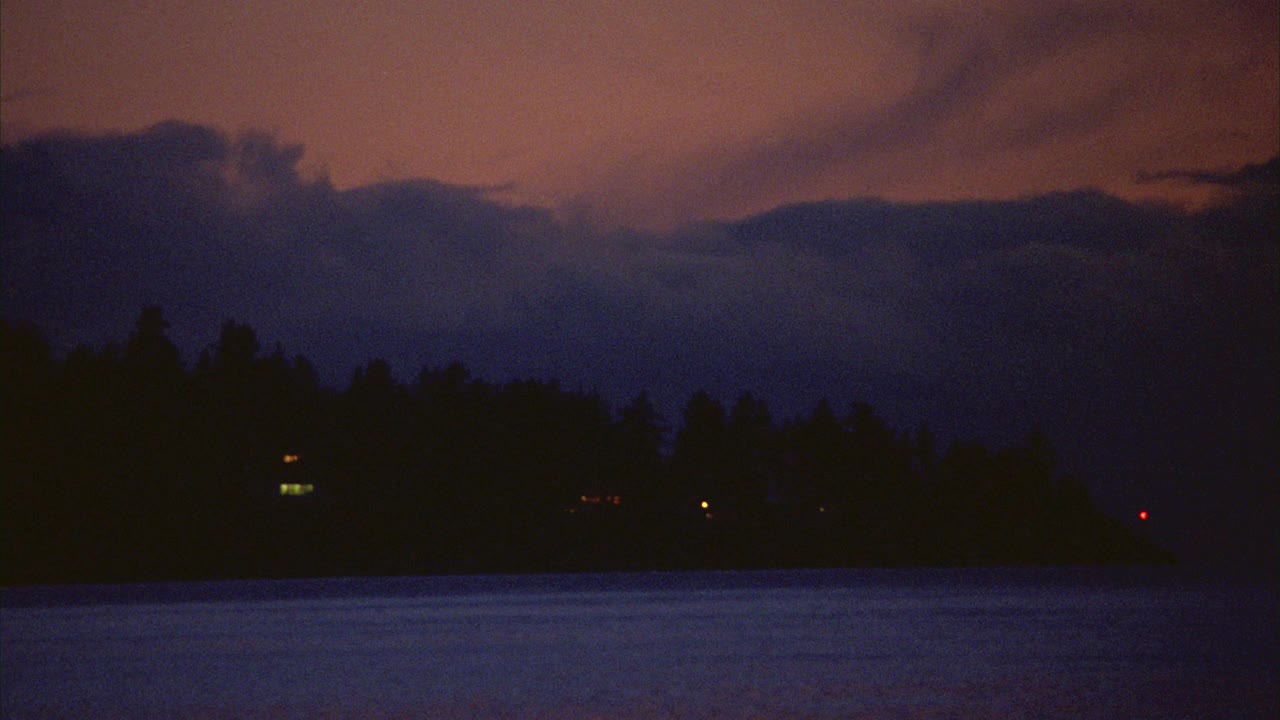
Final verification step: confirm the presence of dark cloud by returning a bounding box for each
[1137,156,1280,191]
[724,191,1172,260]
[2,124,1276,565]
[0,122,558,368]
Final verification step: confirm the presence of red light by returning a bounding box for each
[1138,510,1148,521]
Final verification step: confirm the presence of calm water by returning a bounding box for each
[2,567,1276,719]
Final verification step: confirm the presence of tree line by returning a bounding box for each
[1,307,1168,584]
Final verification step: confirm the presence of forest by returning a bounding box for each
[1,307,1169,585]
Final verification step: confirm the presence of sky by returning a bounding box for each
[3,0,1276,228]
[2,0,1278,565]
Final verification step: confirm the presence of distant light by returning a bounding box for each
[700,500,709,509]
[283,454,300,464]
[1138,510,1148,521]
[280,483,314,496]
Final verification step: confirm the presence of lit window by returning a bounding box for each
[280,483,314,496]
[283,454,300,464]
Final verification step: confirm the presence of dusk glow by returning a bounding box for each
[2,1,1276,228]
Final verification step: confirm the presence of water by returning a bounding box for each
[3,567,1276,719]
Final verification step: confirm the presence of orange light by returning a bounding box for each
[283,454,300,464]
[1138,510,1148,521]
[700,500,709,509]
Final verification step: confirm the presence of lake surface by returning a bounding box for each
[3,567,1276,719]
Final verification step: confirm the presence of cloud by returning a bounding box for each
[3,123,1276,562]
[1137,156,1280,192]
[0,123,554,363]
[4,123,1272,398]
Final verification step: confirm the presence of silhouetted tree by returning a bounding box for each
[611,390,666,506]
[794,398,844,511]
[724,391,775,515]
[670,390,728,509]
[123,305,183,387]
[213,319,260,373]
[0,321,61,581]
[0,310,1171,583]
[913,423,939,478]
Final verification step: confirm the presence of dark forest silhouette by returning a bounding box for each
[1,308,1169,584]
